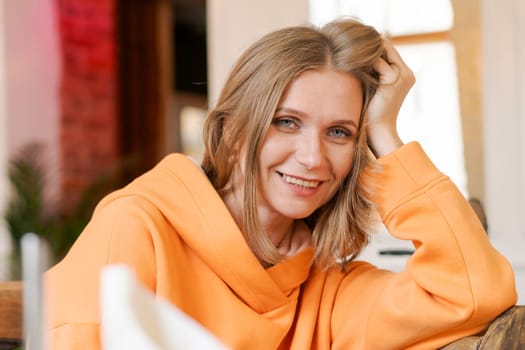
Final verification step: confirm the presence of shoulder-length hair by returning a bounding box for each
[201,17,384,270]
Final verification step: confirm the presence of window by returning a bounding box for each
[310,0,467,196]
[310,0,453,36]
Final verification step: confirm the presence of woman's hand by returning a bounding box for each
[366,39,415,158]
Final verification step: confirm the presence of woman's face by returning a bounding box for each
[256,68,363,221]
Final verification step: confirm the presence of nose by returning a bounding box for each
[295,132,325,170]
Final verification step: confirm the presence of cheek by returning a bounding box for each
[331,145,356,180]
[259,132,290,164]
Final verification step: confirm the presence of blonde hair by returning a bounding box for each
[201,18,384,269]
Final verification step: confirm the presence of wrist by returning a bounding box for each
[367,127,404,158]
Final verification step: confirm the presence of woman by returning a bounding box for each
[46,18,517,349]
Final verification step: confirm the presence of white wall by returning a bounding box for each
[481,0,525,303]
[206,0,309,105]
[4,0,60,190]
[0,0,60,279]
[0,0,11,279]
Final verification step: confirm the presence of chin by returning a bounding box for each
[278,207,317,220]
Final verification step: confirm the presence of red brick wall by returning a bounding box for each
[56,0,119,209]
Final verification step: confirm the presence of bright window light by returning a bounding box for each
[180,106,207,162]
[309,0,467,196]
[310,0,453,36]
[396,42,467,196]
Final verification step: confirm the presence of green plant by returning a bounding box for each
[5,142,130,278]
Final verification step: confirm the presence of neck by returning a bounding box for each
[221,185,308,257]
[221,185,295,246]
[274,220,296,252]
[264,219,295,247]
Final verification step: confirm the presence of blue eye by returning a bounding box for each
[273,117,298,130]
[328,128,351,138]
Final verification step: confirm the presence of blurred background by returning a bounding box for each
[0,0,523,301]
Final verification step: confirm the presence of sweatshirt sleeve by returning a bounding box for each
[45,196,159,350]
[331,142,517,350]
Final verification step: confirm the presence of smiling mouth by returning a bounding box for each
[279,172,321,189]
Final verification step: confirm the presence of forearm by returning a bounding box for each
[366,125,404,158]
[331,142,516,349]
[373,142,516,309]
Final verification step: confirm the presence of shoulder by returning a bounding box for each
[94,153,213,216]
[155,153,205,177]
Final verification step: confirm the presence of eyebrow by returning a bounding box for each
[275,107,359,129]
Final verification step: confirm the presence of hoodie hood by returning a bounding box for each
[96,153,313,313]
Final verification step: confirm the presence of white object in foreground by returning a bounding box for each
[100,264,229,350]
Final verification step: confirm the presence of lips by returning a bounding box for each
[280,173,320,189]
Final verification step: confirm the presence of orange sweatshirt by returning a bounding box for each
[45,142,517,349]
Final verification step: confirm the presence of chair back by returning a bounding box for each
[0,280,23,348]
[441,305,525,349]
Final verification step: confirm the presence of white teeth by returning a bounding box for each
[282,174,319,188]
